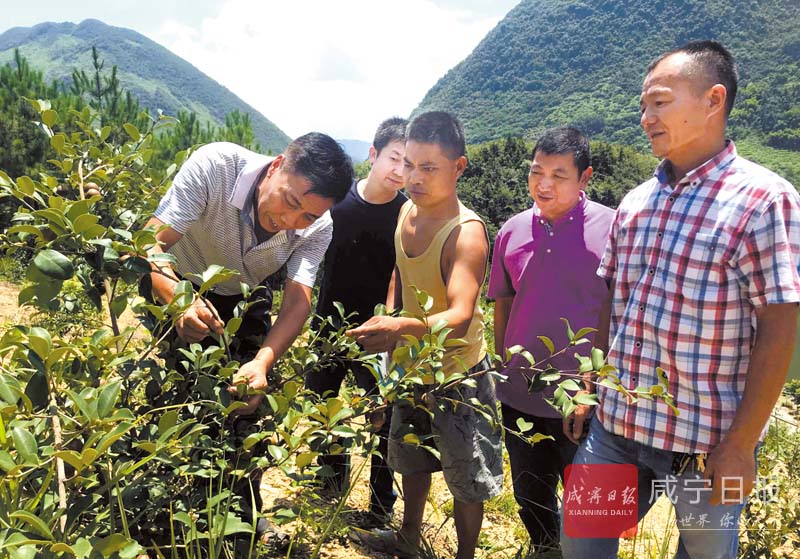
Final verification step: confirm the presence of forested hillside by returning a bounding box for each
[0,19,290,153]
[415,0,800,181]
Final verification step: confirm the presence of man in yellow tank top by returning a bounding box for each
[348,112,503,559]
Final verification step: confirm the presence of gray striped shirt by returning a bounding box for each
[154,142,332,295]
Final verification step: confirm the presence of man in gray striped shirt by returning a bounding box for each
[143,133,352,412]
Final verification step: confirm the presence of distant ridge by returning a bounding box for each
[0,19,291,153]
[414,0,800,153]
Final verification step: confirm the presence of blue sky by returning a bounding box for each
[2,0,521,140]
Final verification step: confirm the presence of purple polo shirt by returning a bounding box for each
[487,195,614,418]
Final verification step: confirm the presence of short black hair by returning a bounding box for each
[647,40,738,117]
[406,111,466,160]
[283,132,353,203]
[373,117,408,155]
[531,127,591,176]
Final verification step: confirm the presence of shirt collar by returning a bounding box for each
[229,155,275,213]
[654,140,737,190]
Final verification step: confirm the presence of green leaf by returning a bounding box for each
[7,225,44,240]
[225,316,242,337]
[94,534,131,556]
[27,327,52,360]
[575,354,593,373]
[0,450,16,473]
[53,450,83,472]
[559,379,582,392]
[515,417,534,433]
[24,370,49,411]
[538,335,555,355]
[561,317,575,340]
[574,392,599,406]
[402,433,420,445]
[650,385,664,396]
[416,290,433,313]
[0,375,22,404]
[295,452,317,469]
[591,347,605,370]
[573,327,596,342]
[540,367,560,382]
[242,432,266,450]
[50,134,66,154]
[110,294,128,318]
[40,109,58,128]
[16,176,35,196]
[527,432,555,445]
[33,249,74,281]
[157,410,178,434]
[11,427,38,464]
[268,445,287,462]
[121,256,151,274]
[122,123,140,142]
[10,510,54,540]
[72,214,100,235]
[97,380,122,418]
[197,264,238,293]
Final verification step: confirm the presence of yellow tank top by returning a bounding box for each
[394,200,487,374]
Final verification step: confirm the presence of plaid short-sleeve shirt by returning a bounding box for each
[597,141,800,453]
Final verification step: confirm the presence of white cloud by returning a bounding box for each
[148,0,505,140]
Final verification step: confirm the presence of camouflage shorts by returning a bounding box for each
[387,355,504,503]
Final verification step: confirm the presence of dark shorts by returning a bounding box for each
[387,355,504,503]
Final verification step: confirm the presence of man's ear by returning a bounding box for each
[368,146,378,165]
[266,154,285,178]
[707,83,728,119]
[579,166,593,189]
[455,155,468,178]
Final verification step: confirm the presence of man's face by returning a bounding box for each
[256,155,334,232]
[528,151,591,222]
[369,140,405,192]
[640,53,711,163]
[402,141,466,208]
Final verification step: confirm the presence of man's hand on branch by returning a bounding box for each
[228,358,270,416]
[175,298,224,343]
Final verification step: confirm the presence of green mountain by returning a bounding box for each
[414,0,800,160]
[0,19,291,153]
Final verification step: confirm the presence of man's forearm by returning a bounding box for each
[251,282,312,373]
[722,303,798,450]
[493,297,512,358]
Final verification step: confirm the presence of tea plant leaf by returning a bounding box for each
[10,510,54,540]
[32,249,74,281]
[11,427,38,464]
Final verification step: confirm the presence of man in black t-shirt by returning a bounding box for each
[306,117,408,524]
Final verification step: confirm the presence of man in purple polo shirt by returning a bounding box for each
[487,127,613,552]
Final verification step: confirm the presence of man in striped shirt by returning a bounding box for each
[562,41,800,558]
[145,134,352,409]
[141,134,352,536]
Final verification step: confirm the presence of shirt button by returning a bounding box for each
[648,268,655,275]
[540,219,545,224]
[639,305,645,311]
[656,232,663,238]
[668,196,675,202]
[635,341,642,348]
[549,232,554,237]
[569,216,574,221]
[546,249,552,253]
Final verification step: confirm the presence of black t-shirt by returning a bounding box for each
[315,180,407,327]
